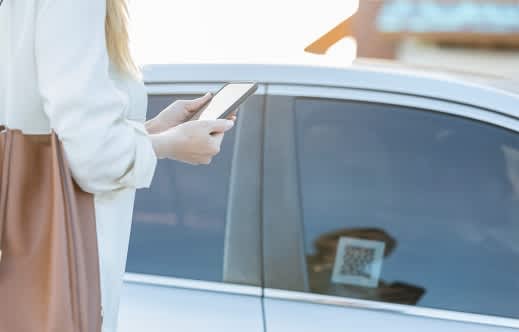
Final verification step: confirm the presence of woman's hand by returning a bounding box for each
[150,119,234,165]
[145,93,213,135]
[146,93,238,134]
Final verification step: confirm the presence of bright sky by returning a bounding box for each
[129,0,359,66]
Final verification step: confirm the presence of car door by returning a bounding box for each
[262,84,519,332]
[118,82,266,332]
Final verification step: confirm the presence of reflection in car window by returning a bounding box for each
[295,98,519,318]
[126,95,236,282]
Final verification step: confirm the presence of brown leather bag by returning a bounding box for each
[0,127,102,332]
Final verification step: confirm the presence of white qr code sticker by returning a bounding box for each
[331,237,385,288]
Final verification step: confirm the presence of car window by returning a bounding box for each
[126,95,236,282]
[295,98,519,318]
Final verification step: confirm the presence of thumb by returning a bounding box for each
[186,92,212,112]
[205,119,234,134]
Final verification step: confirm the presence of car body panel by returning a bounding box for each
[118,276,263,332]
[263,296,519,332]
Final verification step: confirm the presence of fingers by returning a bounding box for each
[199,119,234,134]
[160,117,233,165]
[226,110,237,121]
[211,132,224,149]
[189,155,213,165]
[190,149,217,165]
[192,133,224,165]
[185,92,212,112]
[200,157,212,165]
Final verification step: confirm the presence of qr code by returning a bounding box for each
[331,237,385,288]
[340,246,376,278]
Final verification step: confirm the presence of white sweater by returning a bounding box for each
[0,1,157,331]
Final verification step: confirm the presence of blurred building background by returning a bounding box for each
[130,0,519,78]
[345,0,519,78]
[130,0,359,66]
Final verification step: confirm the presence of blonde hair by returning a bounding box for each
[105,0,140,78]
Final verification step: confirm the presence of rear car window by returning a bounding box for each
[295,98,519,318]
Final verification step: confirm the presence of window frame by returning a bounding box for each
[124,83,265,295]
[262,83,519,329]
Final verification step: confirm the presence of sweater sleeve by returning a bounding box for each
[35,0,156,194]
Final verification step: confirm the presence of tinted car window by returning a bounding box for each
[126,95,236,282]
[295,98,519,318]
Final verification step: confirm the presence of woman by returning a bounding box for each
[0,0,234,331]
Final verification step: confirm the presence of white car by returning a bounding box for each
[118,61,519,332]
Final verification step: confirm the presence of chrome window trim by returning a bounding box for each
[264,288,519,329]
[146,83,267,96]
[267,84,519,133]
[124,273,262,297]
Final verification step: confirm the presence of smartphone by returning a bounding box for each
[193,82,258,121]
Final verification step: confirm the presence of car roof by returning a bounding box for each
[142,60,519,120]
[355,58,519,95]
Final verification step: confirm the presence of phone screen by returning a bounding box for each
[198,83,255,120]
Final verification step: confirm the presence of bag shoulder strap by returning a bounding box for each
[0,126,11,263]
